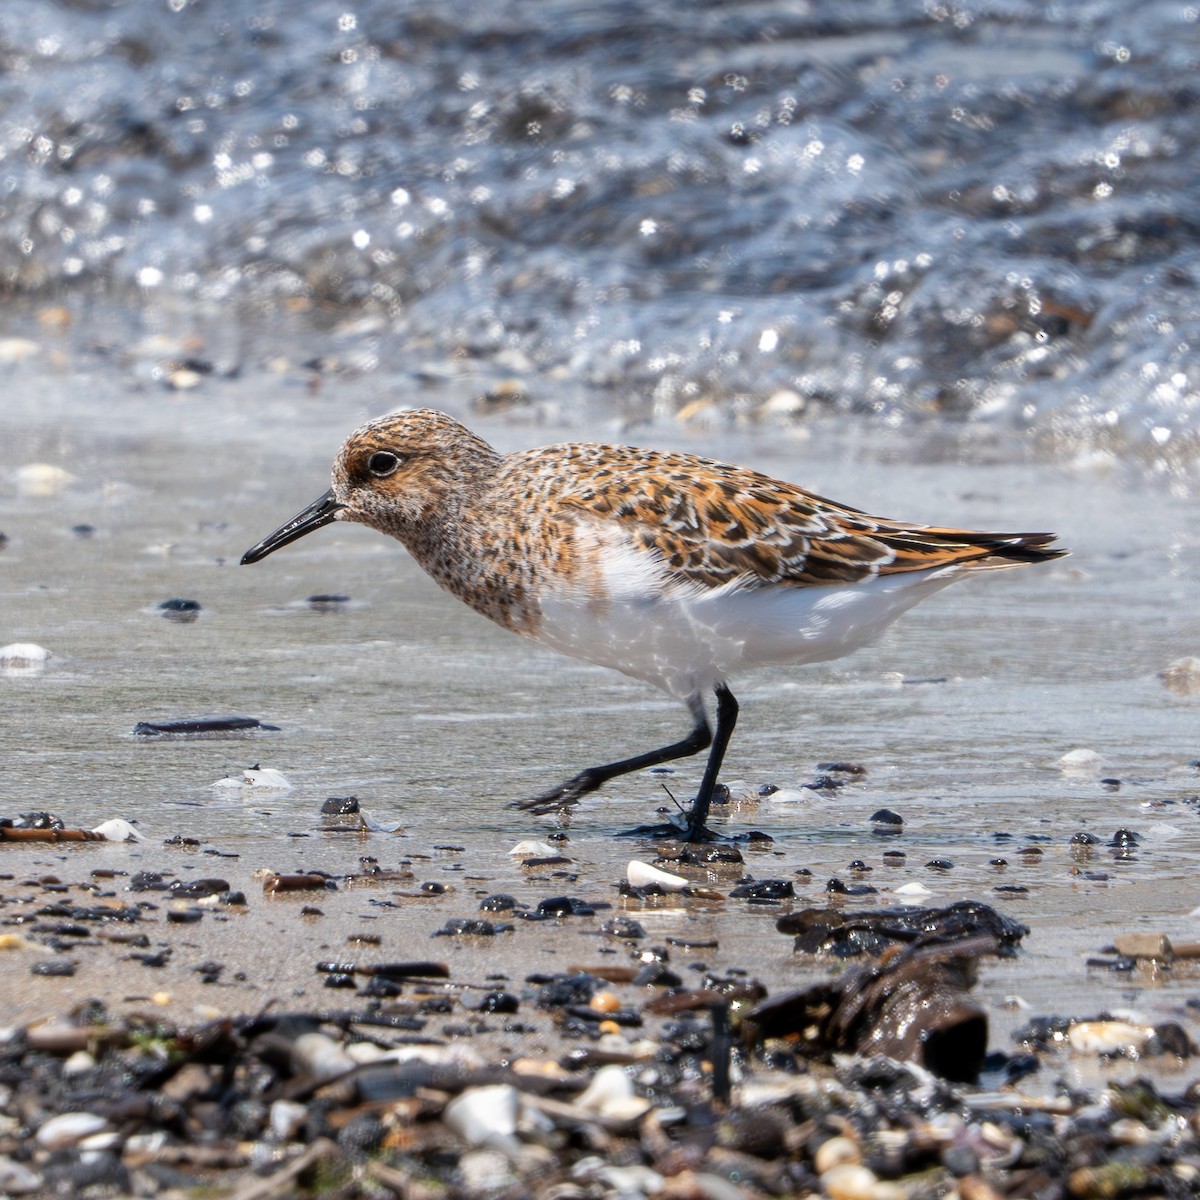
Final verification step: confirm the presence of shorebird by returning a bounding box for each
[242,409,1065,836]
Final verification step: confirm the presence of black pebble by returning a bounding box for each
[479,893,518,913]
[633,962,682,987]
[434,918,506,937]
[32,960,76,977]
[169,878,230,898]
[323,972,358,989]
[536,895,595,916]
[479,991,519,1014]
[941,1144,980,1177]
[729,879,795,899]
[132,716,280,737]
[870,808,904,833]
[157,597,201,613]
[306,593,351,610]
[320,796,360,814]
[601,916,645,939]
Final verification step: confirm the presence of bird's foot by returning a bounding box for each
[510,767,607,814]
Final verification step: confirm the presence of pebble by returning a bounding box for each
[821,1162,880,1200]
[0,1156,41,1195]
[291,1032,355,1080]
[814,1135,862,1173]
[269,1099,308,1140]
[1158,655,1200,696]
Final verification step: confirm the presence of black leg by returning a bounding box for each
[684,683,738,839]
[514,694,712,814]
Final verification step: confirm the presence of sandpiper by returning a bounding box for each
[242,409,1065,835]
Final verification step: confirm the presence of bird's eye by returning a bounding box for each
[366,451,402,478]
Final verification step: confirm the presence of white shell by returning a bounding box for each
[92,818,145,842]
[1058,747,1106,774]
[35,1112,109,1151]
[443,1084,521,1151]
[893,882,932,897]
[290,1032,355,1081]
[0,643,50,672]
[576,1064,634,1113]
[14,463,74,496]
[820,1163,880,1200]
[814,1135,862,1173]
[0,1154,42,1194]
[508,839,557,858]
[270,1099,308,1140]
[1067,1020,1154,1056]
[626,860,689,891]
[212,767,292,790]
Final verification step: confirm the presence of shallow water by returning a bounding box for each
[0,0,1198,472]
[3,377,1199,1065]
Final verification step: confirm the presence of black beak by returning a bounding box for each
[241,490,345,564]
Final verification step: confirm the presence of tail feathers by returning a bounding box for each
[880,528,1068,574]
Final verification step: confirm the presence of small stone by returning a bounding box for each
[1159,656,1200,696]
[1112,933,1172,960]
[821,1162,879,1200]
[814,1136,862,1173]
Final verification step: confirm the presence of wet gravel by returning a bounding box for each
[3,809,1200,1198]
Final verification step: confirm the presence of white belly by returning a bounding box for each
[534,536,965,699]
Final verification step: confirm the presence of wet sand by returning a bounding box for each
[2,365,1200,1191]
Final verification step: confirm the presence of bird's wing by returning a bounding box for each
[555,447,1063,590]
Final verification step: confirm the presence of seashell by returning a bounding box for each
[508,839,557,858]
[0,1155,42,1194]
[14,463,73,496]
[626,860,688,891]
[0,643,50,673]
[35,1112,109,1151]
[576,1064,634,1114]
[291,1032,355,1080]
[270,1099,308,1140]
[1067,1020,1154,1056]
[820,1162,879,1200]
[213,767,292,789]
[92,818,145,842]
[814,1135,862,1173]
[1159,655,1200,696]
[443,1084,521,1152]
[893,881,932,897]
[62,1051,96,1077]
[1058,748,1106,774]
